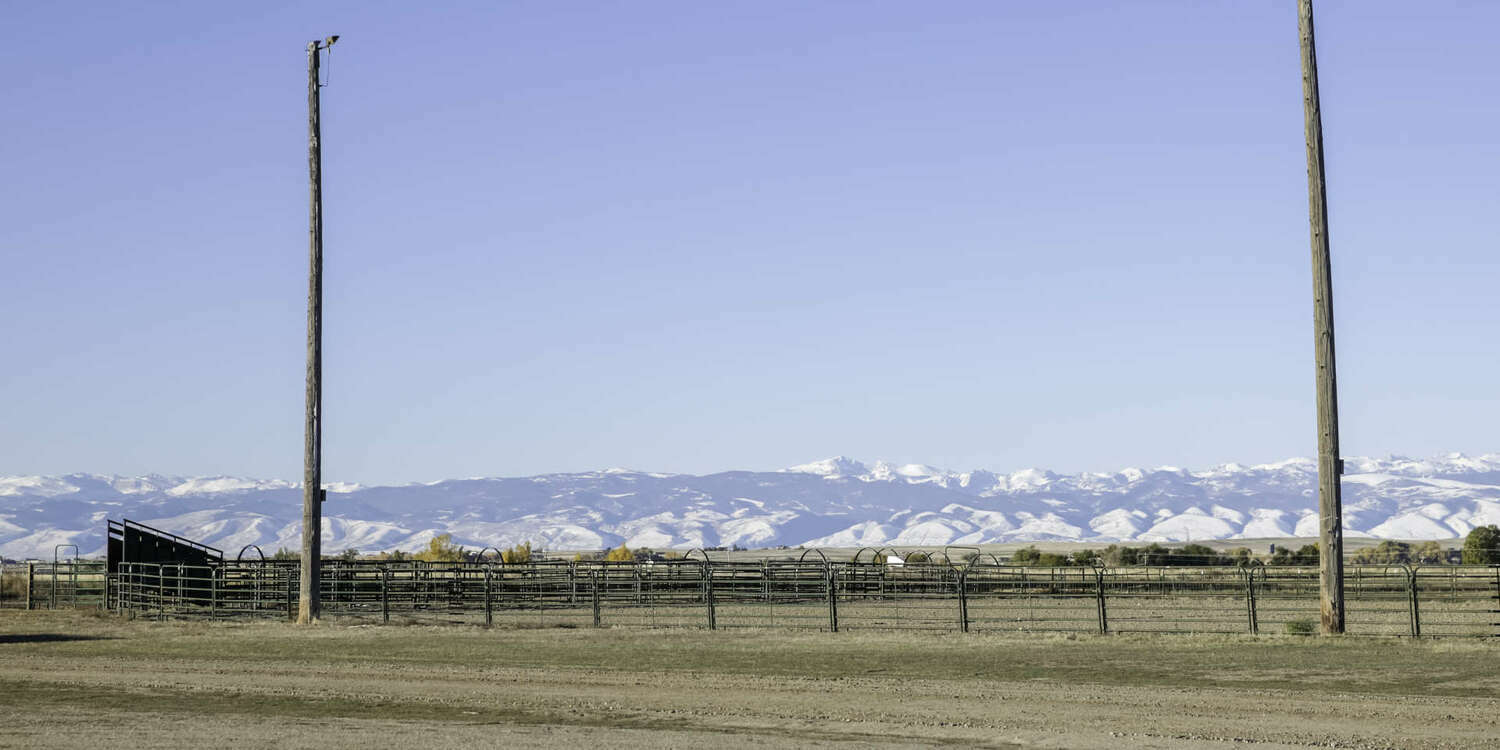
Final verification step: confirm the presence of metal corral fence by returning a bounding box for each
[2,561,109,610]
[41,559,1490,637]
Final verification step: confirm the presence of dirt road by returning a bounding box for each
[1,611,1495,748]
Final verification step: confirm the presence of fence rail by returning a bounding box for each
[10,560,1498,637]
[1,561,109,610]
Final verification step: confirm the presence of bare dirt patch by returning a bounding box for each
[1,611,1496,748]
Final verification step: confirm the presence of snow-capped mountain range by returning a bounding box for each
[3,453,1499,560]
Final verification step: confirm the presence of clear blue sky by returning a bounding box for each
[2,1,1495,484]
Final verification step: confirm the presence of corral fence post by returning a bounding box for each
[1093,565,1108,634]
[286,567,297,622]
[484,564,493,627]
[1244,566,1260,635]
[379,565,389,624]
[591,570,602,628]
[1404,564,1421,638]
[210,566,218,620]
[1491,566,1500,638]
[25,562,33,610]
[703,563,716,631]
[957,570,969,633]
[826,568,839,633]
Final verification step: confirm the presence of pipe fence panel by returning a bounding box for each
[964,565,1100,633]
[483,561,591,628]
[1253,567,1324,634]
[592,560,710,629]
[713,561,831,631]
[1,563,32,609]
[15,561,108,611]
[64,560,1500,639]
[1409,566,1497,637]
[1102,567,1250,635]
[834,563,965,632]
[1344,566,1418,637]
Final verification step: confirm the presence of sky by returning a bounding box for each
[1,1,1495,484]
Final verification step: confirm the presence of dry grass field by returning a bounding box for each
[1,610,1498,749]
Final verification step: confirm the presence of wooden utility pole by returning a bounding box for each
[1297,0,1344,635]
[299,37,334,624]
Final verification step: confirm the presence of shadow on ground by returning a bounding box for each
[0,634,118,645]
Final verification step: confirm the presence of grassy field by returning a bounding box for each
[2,610,1498,748]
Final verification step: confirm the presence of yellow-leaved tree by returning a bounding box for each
[415,533,465,562]
[604,544,633,562]
[501,542,533,564]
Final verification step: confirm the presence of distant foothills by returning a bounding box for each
[1,453,1497,560]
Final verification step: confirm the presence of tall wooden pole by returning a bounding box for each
[1297,0,1344,635]
[299,39,325,625]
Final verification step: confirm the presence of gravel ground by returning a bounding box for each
[1,611,1496,748]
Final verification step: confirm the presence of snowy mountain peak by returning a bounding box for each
[1005,468,1056,489]
[0,476,81,497]
[868,461,949,483]
[784,456,869,477]
[4,452,1500,560]
[165,477,294,496]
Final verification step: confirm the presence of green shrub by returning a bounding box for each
[1269,543,1319,566]
[1137,543,1174,566]
[1101,544,1139,566]
[1350,540,1410,565]
[1462,525,1500,565]
[1411,541,1447,564]
[1284,618,1317,635]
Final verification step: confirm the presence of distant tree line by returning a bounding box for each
[264,535,535,564]
[1009,543,1258,567]
[1348,540,1447,565]
[248,525,1500,568]
[581,544,686,563]
[1000,526,1500,567]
